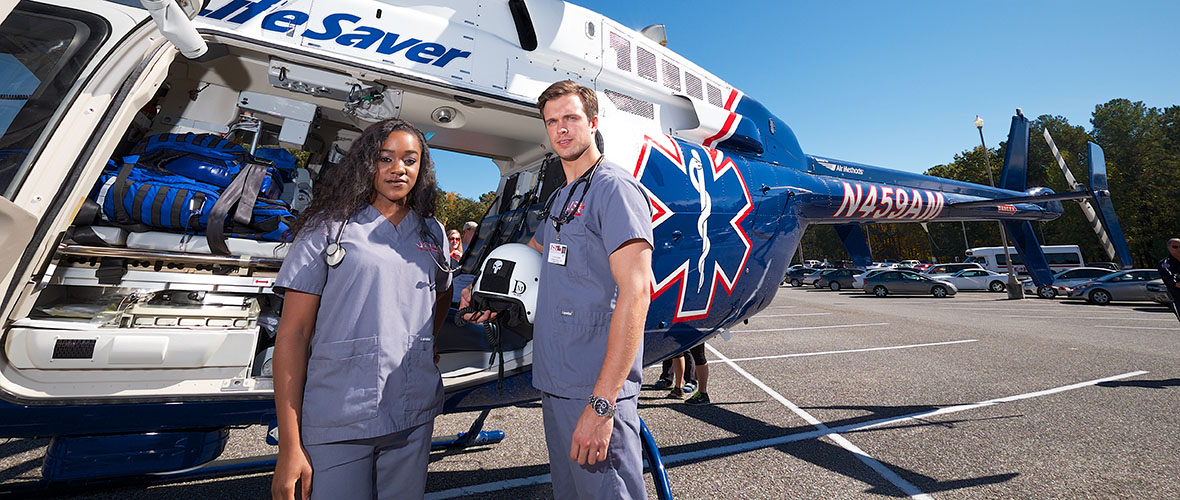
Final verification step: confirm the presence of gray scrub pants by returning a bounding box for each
[304,420,434,500]
[542,393,646,499]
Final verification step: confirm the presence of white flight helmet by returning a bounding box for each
[471,243,541,328]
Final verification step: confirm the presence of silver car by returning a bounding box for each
[863,271,958,298]
[1065,269,1161,304]
[1020,267,1117,298]
[941,268,1009,292]
[1145,279,1172,304]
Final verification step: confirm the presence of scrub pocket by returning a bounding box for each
[402,337,443,411]
[554,311,613,378]
[554,225,590,279]
[303,336,379,427]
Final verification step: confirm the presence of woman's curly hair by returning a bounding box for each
[286,119,437,239]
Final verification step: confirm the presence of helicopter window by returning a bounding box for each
[0,4,109,199]
[609,31,631,72]
[636,46,657,82]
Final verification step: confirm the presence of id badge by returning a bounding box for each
[548,243,568,266]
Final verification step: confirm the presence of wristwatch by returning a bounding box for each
[588,395,617,418]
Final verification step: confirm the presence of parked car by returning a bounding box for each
[940,268,1009,292]
[863,271,958,298]
[912,262,933,272]
[1145,279,1172,304]
[1021,267,1117,298]
[801,269,833,286]
[1087,262,1121,271]
[899,259,921,268]
[783,267,817,287]
[1065,269,1162,304]
[922,262,983,276]
[852,269,889,289]
[814,268,865,291]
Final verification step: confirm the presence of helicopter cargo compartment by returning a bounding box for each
[3,37,544,402]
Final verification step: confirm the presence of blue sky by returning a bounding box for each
[433,0,1180,198]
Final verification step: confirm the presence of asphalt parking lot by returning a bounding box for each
[4,286,1179,499]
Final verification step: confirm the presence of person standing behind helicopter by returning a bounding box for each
[271,119,452,500]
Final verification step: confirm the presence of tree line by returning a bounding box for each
[434,188,496,232]
[798,99,1180,268]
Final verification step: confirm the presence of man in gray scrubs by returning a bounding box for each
[465,80,653,498]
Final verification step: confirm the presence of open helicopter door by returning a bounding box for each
[0,1,162,323]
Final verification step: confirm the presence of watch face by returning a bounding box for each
[591,397,612,416]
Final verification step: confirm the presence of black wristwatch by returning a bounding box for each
[588,395,616,418]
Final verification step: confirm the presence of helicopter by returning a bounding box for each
[0,0,1131,492]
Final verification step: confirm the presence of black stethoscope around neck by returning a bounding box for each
[324,209,460,273]
[538,155,604,237]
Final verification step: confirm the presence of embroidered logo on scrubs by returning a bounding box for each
[564,200,585,217]
[417,239,441,253]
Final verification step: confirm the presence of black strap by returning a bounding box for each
[109,163,152,232]
[171,188,187,228]
[130,183,150,223]
[111,163,136,226]
[206,160,270,255]
[234,162,270,225]
[149,186,172,227]
[95,258,126,285]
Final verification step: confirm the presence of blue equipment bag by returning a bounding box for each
[94,160,294,255]
[132,133,285,198]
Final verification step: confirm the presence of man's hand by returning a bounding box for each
[458,285,498,323]
[569,404,614,466]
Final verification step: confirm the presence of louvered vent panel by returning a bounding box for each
[605,89,655,119]
[661,60,681,91]
[707,83,723,107]
[609,31,631,72]
[636,47,657,82]
[685,73,703,100]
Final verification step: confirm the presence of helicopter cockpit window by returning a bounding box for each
[0,4,109,199]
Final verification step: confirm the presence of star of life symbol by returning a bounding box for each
[633,135,753,322]
[491,260,502,274]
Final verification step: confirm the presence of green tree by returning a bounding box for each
[434,189,495,231]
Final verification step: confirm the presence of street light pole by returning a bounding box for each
[975,115,1024,299]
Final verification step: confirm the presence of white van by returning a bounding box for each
[964,245,1084,275]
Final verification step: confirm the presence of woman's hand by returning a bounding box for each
[459,286,498,323]
[271,443,313,500]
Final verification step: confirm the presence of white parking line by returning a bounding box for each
[847,370,1148,431]
[724,339,979,362]
[424,368,1150,500]
[734,323,890,334]
[1002,315,1176,321]
[1095,325,1180,330]
[708,344,933,499]
[753,312,833,318]
[943,306,1159,314]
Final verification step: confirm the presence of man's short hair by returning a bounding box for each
[463,221,478,232]
[537,80,598,120]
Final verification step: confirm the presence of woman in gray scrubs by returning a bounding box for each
[270,119,453,500]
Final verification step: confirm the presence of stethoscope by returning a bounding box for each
[324,211,461,273]
[537,155,604,238]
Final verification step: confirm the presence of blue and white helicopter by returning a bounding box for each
[0,0,1132,493]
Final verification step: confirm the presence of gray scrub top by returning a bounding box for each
[532,159,653,400]
[275,205,452,446]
